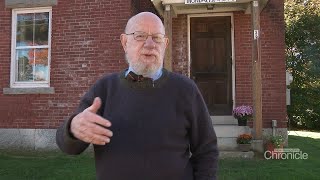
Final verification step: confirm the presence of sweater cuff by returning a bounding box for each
[63,114,87,144]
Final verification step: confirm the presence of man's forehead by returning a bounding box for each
[130,21,164,33]
[126,13,165,33]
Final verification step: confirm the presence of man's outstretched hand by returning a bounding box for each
[70,97,113,145]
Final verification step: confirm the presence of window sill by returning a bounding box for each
[5,0,57,8]
[3,87,55,94]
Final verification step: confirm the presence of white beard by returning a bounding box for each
[126,54,162,78]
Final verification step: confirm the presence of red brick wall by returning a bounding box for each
[0,0,286,129]
[260,0,286,128]
[235,0,286,128]
[234,12,252,107]
[0,3,31,128]
[172,15,189,76]
[171,0,286,128]
[234,12,254,127]
[131,0,158,16]
[0,0,132,128]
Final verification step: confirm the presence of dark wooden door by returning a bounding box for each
[191,16,232,115]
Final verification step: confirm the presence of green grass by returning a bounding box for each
[0,135,319,180]
[0,152,95,180]
[218,135,320,180]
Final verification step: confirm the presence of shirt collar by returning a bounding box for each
[125,67,162,81]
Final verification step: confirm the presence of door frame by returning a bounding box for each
[187,13,235,119]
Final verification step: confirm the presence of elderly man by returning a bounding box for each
[56,12,219,180]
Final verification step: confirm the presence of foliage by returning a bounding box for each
[285,0,320,130]
[17,56,33,81]
[232,105,253,120]
[236,134,253,144]
[28,48,48,66]
[266,135,285,148]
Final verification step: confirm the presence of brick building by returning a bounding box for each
[0,0,286,152]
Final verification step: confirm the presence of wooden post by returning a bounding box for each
[164,4,173,71]
[251,1,262,140]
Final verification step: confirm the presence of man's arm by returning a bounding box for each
[188,84,219,180]
[56,113,90,155]
[56,82,112,155]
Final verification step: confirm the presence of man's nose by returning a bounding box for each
[144,36,156,49]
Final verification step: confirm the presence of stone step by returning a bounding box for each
[219,150,254,159]
[211,116,237,125]
[217,137,237,150]
[214,124,252,151]
[214,125,251,138]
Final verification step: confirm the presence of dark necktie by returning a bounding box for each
[126,71,152,82]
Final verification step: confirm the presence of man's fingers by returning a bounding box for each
[83,98,111,127]
[85,97,111,127]
[86,122,113,137]
[88,114,112,128]
[82,131,111,145]
[86,97,102,114]
[70,98,113,144]
[75,118,113,144]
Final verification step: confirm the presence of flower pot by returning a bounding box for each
[265,142,284,159]
[238,144,251,152]
[237,117,247,126]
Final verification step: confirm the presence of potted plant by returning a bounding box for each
[232,105,253,126]
[237,133,253,152]
[265,135,285,159]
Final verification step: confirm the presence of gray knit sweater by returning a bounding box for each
[56,68,219,180]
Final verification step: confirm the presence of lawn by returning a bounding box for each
[219,135,320,180]
[0,135,319,180]
[0,152,95,180]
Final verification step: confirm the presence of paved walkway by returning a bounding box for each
[288,130,320,139]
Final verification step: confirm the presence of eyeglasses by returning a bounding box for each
[125,31,166,43]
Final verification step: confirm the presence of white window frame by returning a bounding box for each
[10,7,52,88]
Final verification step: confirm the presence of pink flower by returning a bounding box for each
[233,105,253,119]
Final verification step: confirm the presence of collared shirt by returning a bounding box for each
[125,67,162,81]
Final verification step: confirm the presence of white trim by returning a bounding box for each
[10,7,52,88]
[187,13,236,112]
[16,45,49,49]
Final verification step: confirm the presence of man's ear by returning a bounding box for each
[120,34,127,52]
[165,37,169,49]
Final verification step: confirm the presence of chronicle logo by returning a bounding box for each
[264,148,308,160]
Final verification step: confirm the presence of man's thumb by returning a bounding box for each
[87,97,101,113]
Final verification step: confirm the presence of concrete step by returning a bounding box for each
[217,137,237,150]
[214,124,252,151]
[210,117,253,151]
[214,125,251,138]
[217,137,256,151]
[211,116,237,125]
[219,150,254,159]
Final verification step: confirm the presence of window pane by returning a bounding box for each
[17,49,33,81]
[33,48,48,81]
[32,48,48,66]
[34,64,48,81]
[34,12,49,45]
[17,13,34,47]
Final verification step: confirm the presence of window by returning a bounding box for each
[11,7,52,88]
